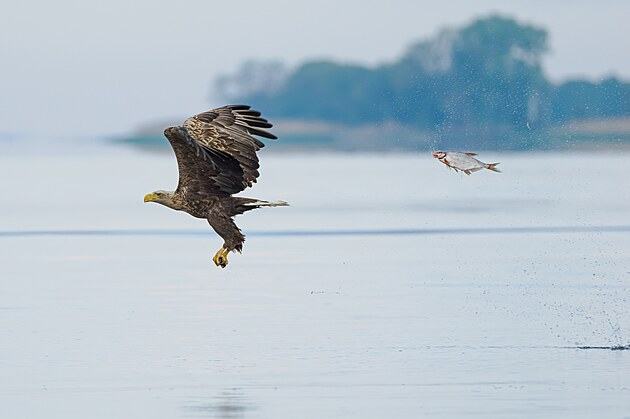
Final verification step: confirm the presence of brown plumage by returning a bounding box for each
[144,105,288,268]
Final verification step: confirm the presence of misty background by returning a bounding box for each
[1,0,629,141]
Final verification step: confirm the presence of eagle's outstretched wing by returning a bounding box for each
[164,105,277,197]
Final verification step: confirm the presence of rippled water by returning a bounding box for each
[1,145,629,418]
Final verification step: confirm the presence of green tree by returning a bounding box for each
[216,15,629,142]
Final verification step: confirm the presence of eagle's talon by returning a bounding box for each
[217,255,227,268]
[212,247,229,268]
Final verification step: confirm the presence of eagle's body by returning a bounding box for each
[144,105,287,268]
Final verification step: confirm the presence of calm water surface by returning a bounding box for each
[1,144,629,418]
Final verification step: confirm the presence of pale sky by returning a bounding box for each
[1,0,629,137]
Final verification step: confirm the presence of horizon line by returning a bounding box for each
[1,225,629,239]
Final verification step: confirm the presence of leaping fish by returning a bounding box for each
[432,151,501,175]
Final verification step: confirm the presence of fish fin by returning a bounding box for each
[486,162,501,173]
[465,152,478,156]
[463,169,471,175]
[469,167,483,173]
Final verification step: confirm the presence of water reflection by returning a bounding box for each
[185,388,254,418]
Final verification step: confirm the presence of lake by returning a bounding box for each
[1,142,629,418]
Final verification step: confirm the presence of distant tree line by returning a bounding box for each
[215,15,629,150]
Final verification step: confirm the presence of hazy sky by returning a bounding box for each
[1,0,629,137]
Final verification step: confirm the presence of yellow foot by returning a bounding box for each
[212,247,229,268]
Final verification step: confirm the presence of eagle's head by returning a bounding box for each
[143,190,182,211]
[144,190,172,204]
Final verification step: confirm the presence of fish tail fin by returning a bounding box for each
[486,162,501,173]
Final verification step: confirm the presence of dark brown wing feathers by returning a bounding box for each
[165,105,276,197]
[165,128,245,197]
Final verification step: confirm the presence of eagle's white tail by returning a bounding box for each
[242,200,289,207]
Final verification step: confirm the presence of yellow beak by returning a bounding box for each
[144,193,158,203]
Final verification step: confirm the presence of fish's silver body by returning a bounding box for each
[432,151,501,175]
